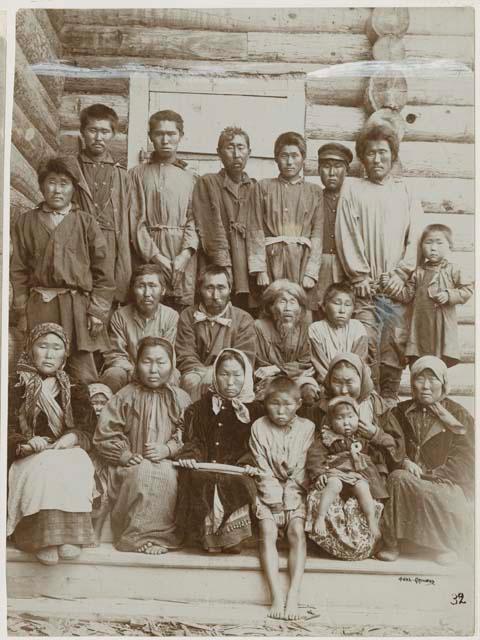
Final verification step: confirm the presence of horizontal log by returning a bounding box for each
[407,7,474,36]
[403,34,473,68]
[59,131,127,165]
[12,103,57,171]
[60,94,129,133]
[366,8,409,44]
[14,45,59,149]
[64,76,129,95]
[306,73,474,107]
[305,140,474,179]
[16,10,64,106]
[306,104,474,144]
[10,145,43,205]
[60,24,248,60]
[54,8,371,33]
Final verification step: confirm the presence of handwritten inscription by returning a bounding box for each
[398,576,436,585]
[451,593,467,605]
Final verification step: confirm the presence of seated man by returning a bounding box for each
[254,279,319,404]
[176,265,256,400]
[101,264,179,392]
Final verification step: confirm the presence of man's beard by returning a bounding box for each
[273,311,300,339]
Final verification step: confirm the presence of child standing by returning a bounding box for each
[249,377,315,620]
[385,224,473,367]
[308,283,368,385]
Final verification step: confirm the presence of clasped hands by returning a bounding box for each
[154,250,192,287]
[22,432,79,456]
[124,442,170,467]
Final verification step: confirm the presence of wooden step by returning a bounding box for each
[7,543,474,621]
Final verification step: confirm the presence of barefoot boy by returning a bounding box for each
[249,377,315,620]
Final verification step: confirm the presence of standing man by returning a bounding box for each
[336,124,422,404]
[192,126,267,310]
[71,104,132,306]
[315,143,353,315]
[129,109,198,312]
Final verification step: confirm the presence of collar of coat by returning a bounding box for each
[220,168,252,189]
[278,174,304,185]
[79,150,123,168]
[403,400,465,443]
[149,153,188,169]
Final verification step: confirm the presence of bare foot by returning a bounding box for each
[268,596,285,619]
[313,516,327,537]
[284,592,302,620]
[137,542,168,555]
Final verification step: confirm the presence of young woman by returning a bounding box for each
[176,348,263,553]
[7,323,96,565]
[94,337,191,554]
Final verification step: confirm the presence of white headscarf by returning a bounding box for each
[211,348,255,423]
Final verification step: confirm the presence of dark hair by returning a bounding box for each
[323,282,355,306]
[217,126,251,152]
[264,376,301,401]
[274,131,306,159]
[149,110,184,136]
[131,264,164,286]
[216,350,245,372]
[136,336,174,363]
[37,158,78,190]
[197,265,232,290]
[355,124,400,163]
[420,223,453,249]
[80,103,119,133]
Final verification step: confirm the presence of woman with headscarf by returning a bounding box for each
[7,323,96,565]
[176,348,263,553]
[304,353,404,560]
[378,356,474,565]
[93,336,191,554]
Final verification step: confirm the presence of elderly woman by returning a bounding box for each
[378,356,474,565]
[94,337,191,554]
[7,323,96,565]
[176,348,263,553]
[305,352,403,560]
[254,279,319,403]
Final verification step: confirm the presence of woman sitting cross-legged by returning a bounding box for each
[7,323,96,566]
[176,348,263,553]
[378,356,474,565]
[93,336,191,554]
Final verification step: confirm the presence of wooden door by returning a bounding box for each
[127,73,305,179]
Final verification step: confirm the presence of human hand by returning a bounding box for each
[378,272,390,288]
[51,432,79,450]
[315,474,328,490]
[272,511,286,528]
[172,250,192,285]
[125,453,143,467]
[353,279,371,298]
[302,275,316,290]
[243,465,261,478]
[176,458,199,470]
[143,442,169,463]
[402,458,422,479]
[256,272,270,287]
[433,290,449,305]
[384,272,404,297]
[27,436,51,453]
[153,253,173,275]
[357,420,377,440]
[87,314,104,338]
[255,365,281,380]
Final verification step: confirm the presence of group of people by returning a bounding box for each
[7,103,474,621]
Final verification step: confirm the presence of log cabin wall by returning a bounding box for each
[11,7,475,405]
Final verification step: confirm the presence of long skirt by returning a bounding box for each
[305,490,383,560]
[109,459,181,551]
[13,510,95,552]
[382,469,472,554]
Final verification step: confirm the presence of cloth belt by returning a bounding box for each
[32,287,80,303]
[147,224,185,232]
[265,235,311,248]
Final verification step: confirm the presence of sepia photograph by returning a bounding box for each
[3,3,477,637]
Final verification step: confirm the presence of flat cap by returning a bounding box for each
[317,143,353,165]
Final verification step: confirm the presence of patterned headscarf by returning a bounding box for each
[410,356,464,433]
[16,323,73,433]
[211,348,255,423]
[324,352,374,403]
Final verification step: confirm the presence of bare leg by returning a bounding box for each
[284,518,307,620]
[314,477,343,537]
[258,519,284,619]
[352,480,380,539]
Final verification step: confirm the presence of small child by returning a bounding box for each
[309,396,385,542]
[381,224,473,367]
[88,383,113,418]
[249,377,315,621]
[308,283,368,385]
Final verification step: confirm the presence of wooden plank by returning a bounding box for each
[248,32,370,64]
[60,24,248,60]
[305,140,474,179]
[60,94,129,133]
[306,104,474,144]
[60,132,127,166]
[64,76,129,95]
[306,73,474,107]
[16,10,64,106]
[12,103,57,171]
[14,45,59,149]
[149,74,293,96]
[53,8,372,33]
[127,73,149,169]
[404,35,474,68]
[407,7,474,36]
[10,145,42,205]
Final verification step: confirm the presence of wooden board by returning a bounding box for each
[52,8,372,33]
[64,76,129,96]
[149,74,298,97]
[126,74,149,169]
[305,140,474,179]
[407,7,474,36]
[60,24,248,60]
[60,94,129,133]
